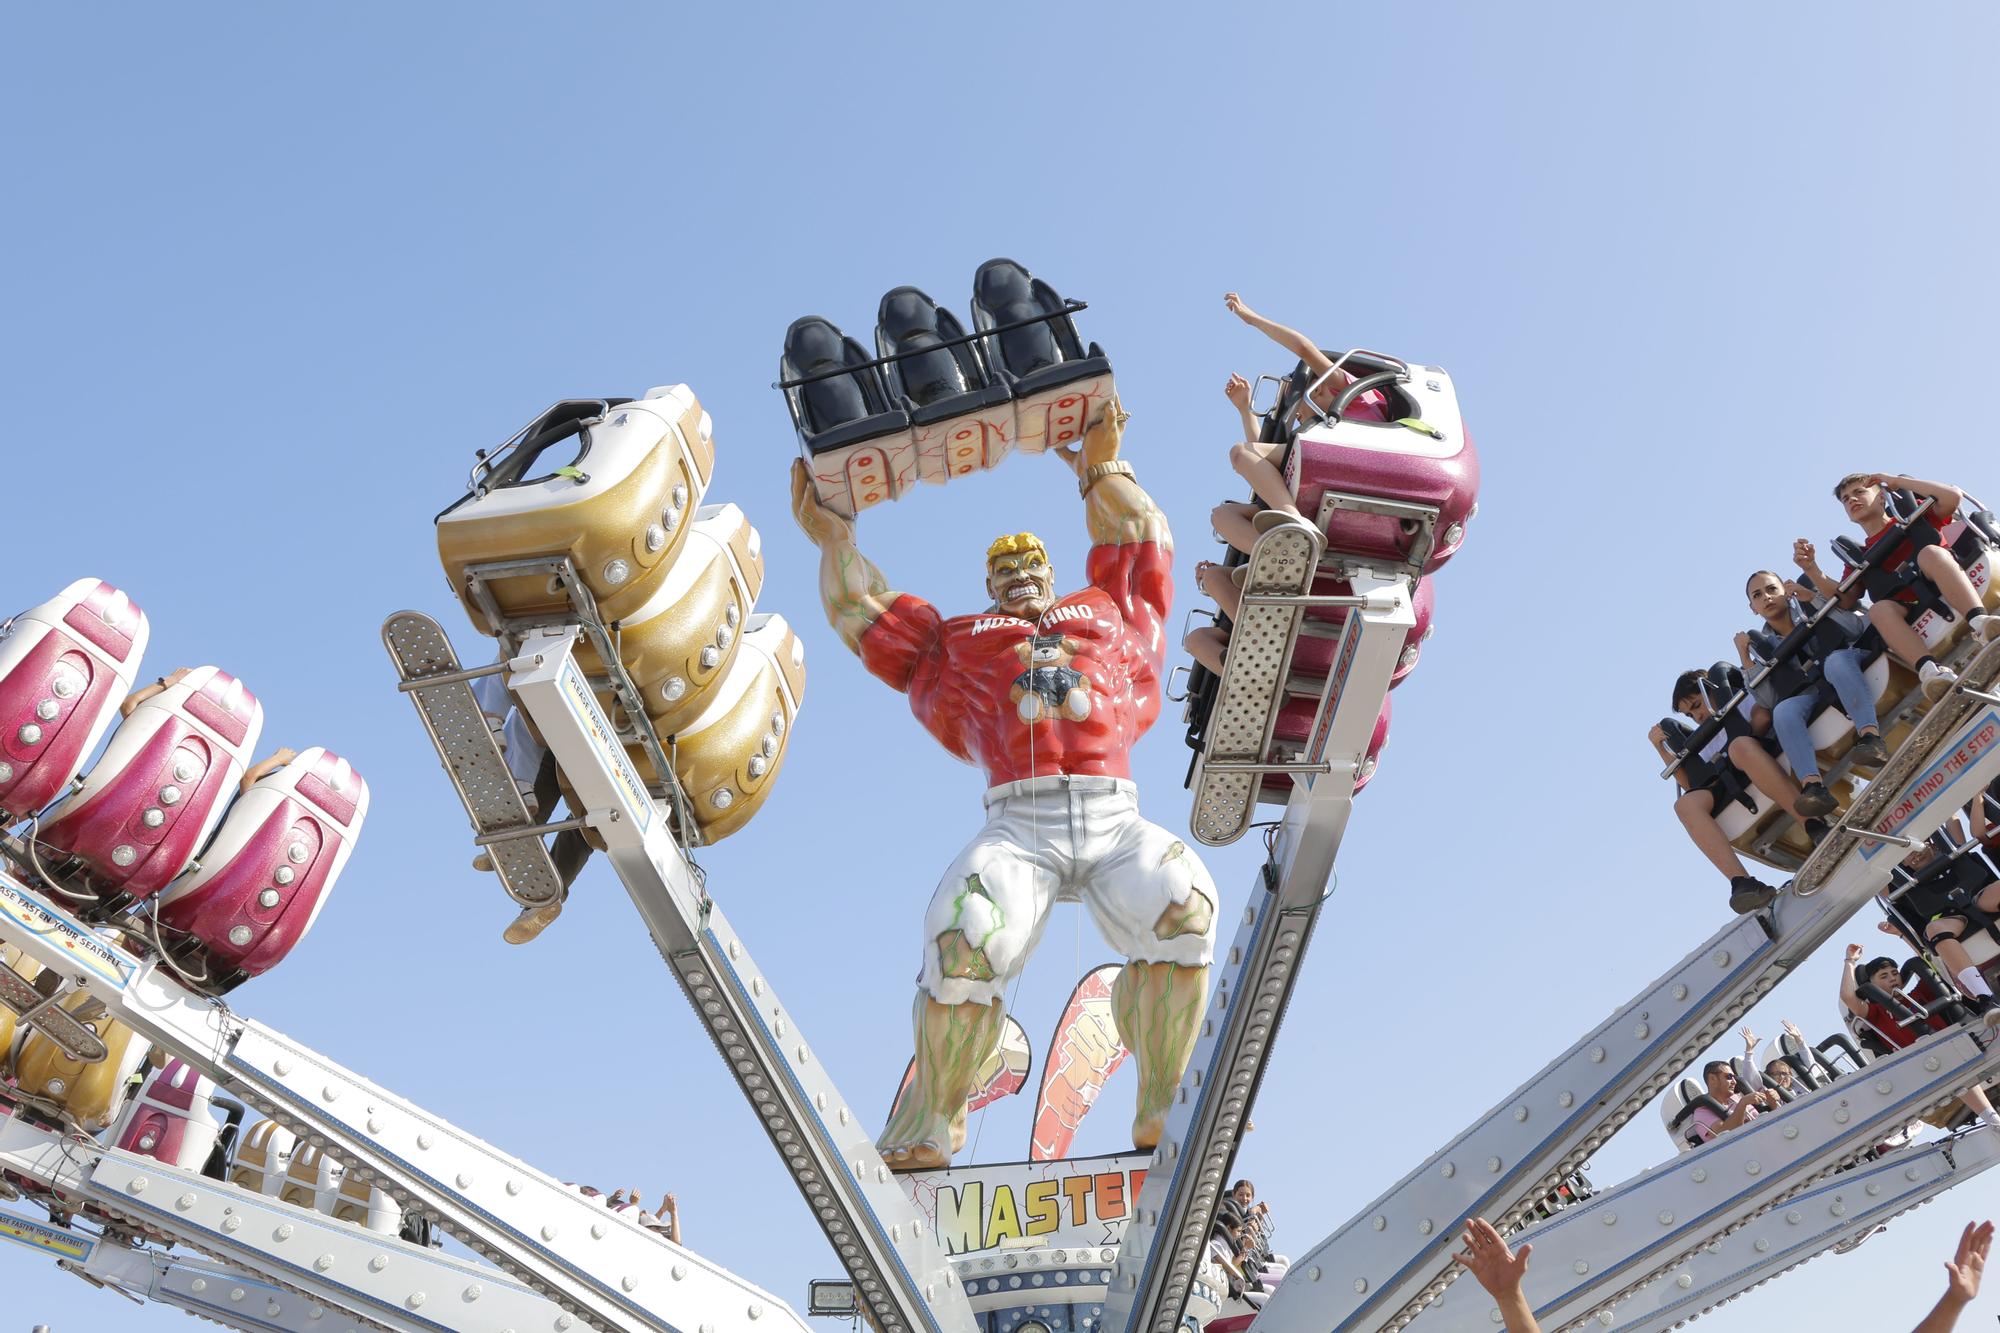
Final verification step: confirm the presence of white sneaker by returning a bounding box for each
[1973,613,2000,644]
[1921,659,1960,700]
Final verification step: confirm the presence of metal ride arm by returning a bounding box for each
[1401,1029,2000,1332]
[1103,569,1415,1333]
[0,868,799,1333]
[1251,643,2000,1333]
[500,624,974,1333]
[1597,1128,2000,1333]
[0,1113,562,1332]
[2,1209,368,1333]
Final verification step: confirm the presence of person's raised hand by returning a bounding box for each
[1452,1217,1531,1299]
[1877,920,1904,937]
[1782,1018,1805,1040]
[1225,292,1257,325]
[1945,1220,1993,1305]
[1845,942,1865,964]
[1733,631,1752,656]
[1225,373,1252,409]
[1792,537,1816,570]
[1740,1025,1759,1052]
[790,459,853,548]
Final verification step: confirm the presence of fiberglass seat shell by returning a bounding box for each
[875,285,1015,484]
[625,612,806,844]
[1284,356,1478,575]
[970,258,1114,453]
[155,746,369,991]
[782,316,915,517]
[435,386,716,632]
[112,1059,224,1171]
[14,994,151,1132]
[570,503,766,738]
[0,579,150,822]
[39,665,263,907]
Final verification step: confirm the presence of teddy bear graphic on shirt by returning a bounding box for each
[1009,633,1093,724]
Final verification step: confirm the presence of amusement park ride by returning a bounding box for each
[2,262,2000,1333]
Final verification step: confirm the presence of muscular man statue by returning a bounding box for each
[792,403,1218,1171]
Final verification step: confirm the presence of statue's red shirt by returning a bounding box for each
[859,540,1172,785]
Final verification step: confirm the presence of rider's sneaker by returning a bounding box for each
[1796,781,1838,817]
[1921,660,1960,700]
[1804,816,1832,847]
[1973,614,2000,644]
[502,900,563,945]
[1729,875,1778,914]
[1850,733,1891,768]
[1966,993,2000,1030]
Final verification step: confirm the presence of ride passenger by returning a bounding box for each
[1684,1060,1780,1143]
[1739,568,1889,818]
[1793,474,2000,700]
[1651,669,1817,913]
[1841,944,2000,1128]
[1876,820,2000,1018]
[1762,1056,1801,1099]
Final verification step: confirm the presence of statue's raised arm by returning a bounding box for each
[790,458,911,657]
[1058,397,1170,552]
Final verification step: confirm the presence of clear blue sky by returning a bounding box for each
[4,3,1997,1329]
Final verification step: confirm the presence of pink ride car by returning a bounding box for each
[0,579,149,822]
[1285,354,1478,576]
[38,666,262,908]
[157,747,368,991]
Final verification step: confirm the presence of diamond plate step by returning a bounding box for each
[381,611,562,908]
[1190,521,1324,845]
[0,961,107,1063]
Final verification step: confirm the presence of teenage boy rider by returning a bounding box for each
[1650,669,1814,914]
[1794,473,2000,700]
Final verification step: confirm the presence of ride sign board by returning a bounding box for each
[901,1152,1150,1255]
[0,1207,93,1261]
[0,868,136,989]
[1862,707,2000,859]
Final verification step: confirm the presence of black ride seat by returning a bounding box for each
[970,258,1111,397]
[780,316,911,455]
[874,286,1012,426]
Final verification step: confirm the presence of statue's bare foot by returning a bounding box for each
[879,1102,955,1172]
[880,1136,951,1173]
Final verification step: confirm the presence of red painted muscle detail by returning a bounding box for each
[859,541,1172,786]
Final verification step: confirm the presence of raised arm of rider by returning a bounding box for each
[1224,293,1344,386]
[1840,944,1870,1019]
[1649,724,1695,792]
[1911,1220,1991,1333]
[1794,536,1862,610]
[790,458,910,655]
[1880,473,1964,524]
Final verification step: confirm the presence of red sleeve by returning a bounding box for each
[858,593,944,694]
[1087,540,1172,668]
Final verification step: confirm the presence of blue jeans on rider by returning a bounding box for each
[1772,648,1878,782]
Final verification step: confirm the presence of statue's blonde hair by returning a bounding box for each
[986,532,1048,563]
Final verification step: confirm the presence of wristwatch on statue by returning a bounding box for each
[1080,460,1135,496]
